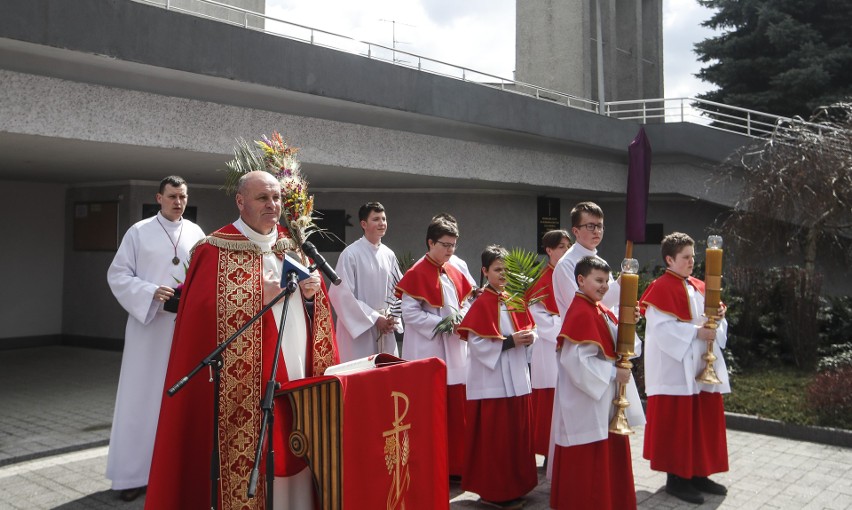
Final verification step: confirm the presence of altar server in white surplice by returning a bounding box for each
[105,176,205,501]
[552,202,620,317]
[329,202,403,362]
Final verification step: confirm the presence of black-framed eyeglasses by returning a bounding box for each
[435,240,457,249]
[578,223,604,232]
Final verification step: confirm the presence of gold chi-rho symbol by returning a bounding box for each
[383,391,411,510]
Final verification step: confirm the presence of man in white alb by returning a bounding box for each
[106,175,205,501]
[551,202,620,317]
[329,202,403,362]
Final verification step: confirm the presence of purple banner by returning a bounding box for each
[625,127,651,243]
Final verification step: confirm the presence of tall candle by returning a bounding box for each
[706,248,723,277]
[705,243,723,314]
[616,267,639,356]
[620,273,639,307]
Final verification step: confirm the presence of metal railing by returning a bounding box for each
[134,0,838,143]
[603,97,851,146]
[603,97,789,137]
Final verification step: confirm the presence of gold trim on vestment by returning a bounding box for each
[312,289,336,376]
[217,247,266,510]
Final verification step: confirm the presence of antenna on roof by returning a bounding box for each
[379,19,416,64]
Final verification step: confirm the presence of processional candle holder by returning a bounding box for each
[609,258,639,436]
[696,235,723,385]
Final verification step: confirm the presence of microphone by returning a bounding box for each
[281,254,312,292]
[301,241,342,286]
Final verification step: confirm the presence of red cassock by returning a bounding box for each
[551,294,636,510]
[525,264,558,455]
[639,270,729,478]
[550,434,636,510]
[458,288,538,502]
[395,255,472,477]
[145,224,339,510]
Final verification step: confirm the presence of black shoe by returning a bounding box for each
[480,498,525,509]
[692,476,727,495]
[118,486,146,502]
[666,474,704,504]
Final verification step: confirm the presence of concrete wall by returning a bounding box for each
[0,181,66,342]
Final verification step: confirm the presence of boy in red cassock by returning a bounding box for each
[550,255,644,510]
[458,245,538,509]
[640,232,729,505]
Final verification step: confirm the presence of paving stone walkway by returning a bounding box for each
[0,346,850,509]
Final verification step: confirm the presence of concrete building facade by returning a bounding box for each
[1,0,752,349]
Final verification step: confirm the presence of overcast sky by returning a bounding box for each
[265,0,720,100]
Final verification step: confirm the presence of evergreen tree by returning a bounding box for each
[695,0,852,118]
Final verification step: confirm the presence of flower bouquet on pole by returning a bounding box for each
[224,131,320,259]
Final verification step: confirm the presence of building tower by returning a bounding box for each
[516,0,664,105]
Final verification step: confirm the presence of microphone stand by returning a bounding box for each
[247,271,299,504]
[166,275,298,510]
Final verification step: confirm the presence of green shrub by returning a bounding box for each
[818,296,852,346]
[817,343,852,372]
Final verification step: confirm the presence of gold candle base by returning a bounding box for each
[696,315,722,385]
[608,357,634,436]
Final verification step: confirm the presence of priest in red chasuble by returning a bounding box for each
[640,232,729,505]
[145,168,338,510]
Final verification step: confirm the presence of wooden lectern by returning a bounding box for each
[276,356,449,510]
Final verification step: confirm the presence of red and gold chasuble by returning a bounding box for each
[457,286,535,340]
[526,263,559,316]
[395,255,473,308]
[145,224,338,510]
[557,293,618,359]
[639,269,705,321]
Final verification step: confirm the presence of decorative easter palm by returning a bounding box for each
[224,132,319,249]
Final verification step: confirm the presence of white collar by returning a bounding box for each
[571,243,597,257]
[359,236,382,251]
[157,211,182,228]
[234,218,277,248]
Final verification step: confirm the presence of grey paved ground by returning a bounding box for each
[1,346,851,509]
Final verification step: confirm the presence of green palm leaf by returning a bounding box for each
[503,247,546,313]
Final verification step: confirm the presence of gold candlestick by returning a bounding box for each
[610,257,639,435]
[697,235,723,385]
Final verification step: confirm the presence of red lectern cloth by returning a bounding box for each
[278,357,450,510]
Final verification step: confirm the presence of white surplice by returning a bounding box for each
[105,212,204,490]
[551,315,645,449]
[466,303,536,400]
[528,301,560,389]
[328,236,402,362]
[449,254,477,287]
[643,284,730,396]
[400,273,470,385]
[551,244,620,317]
